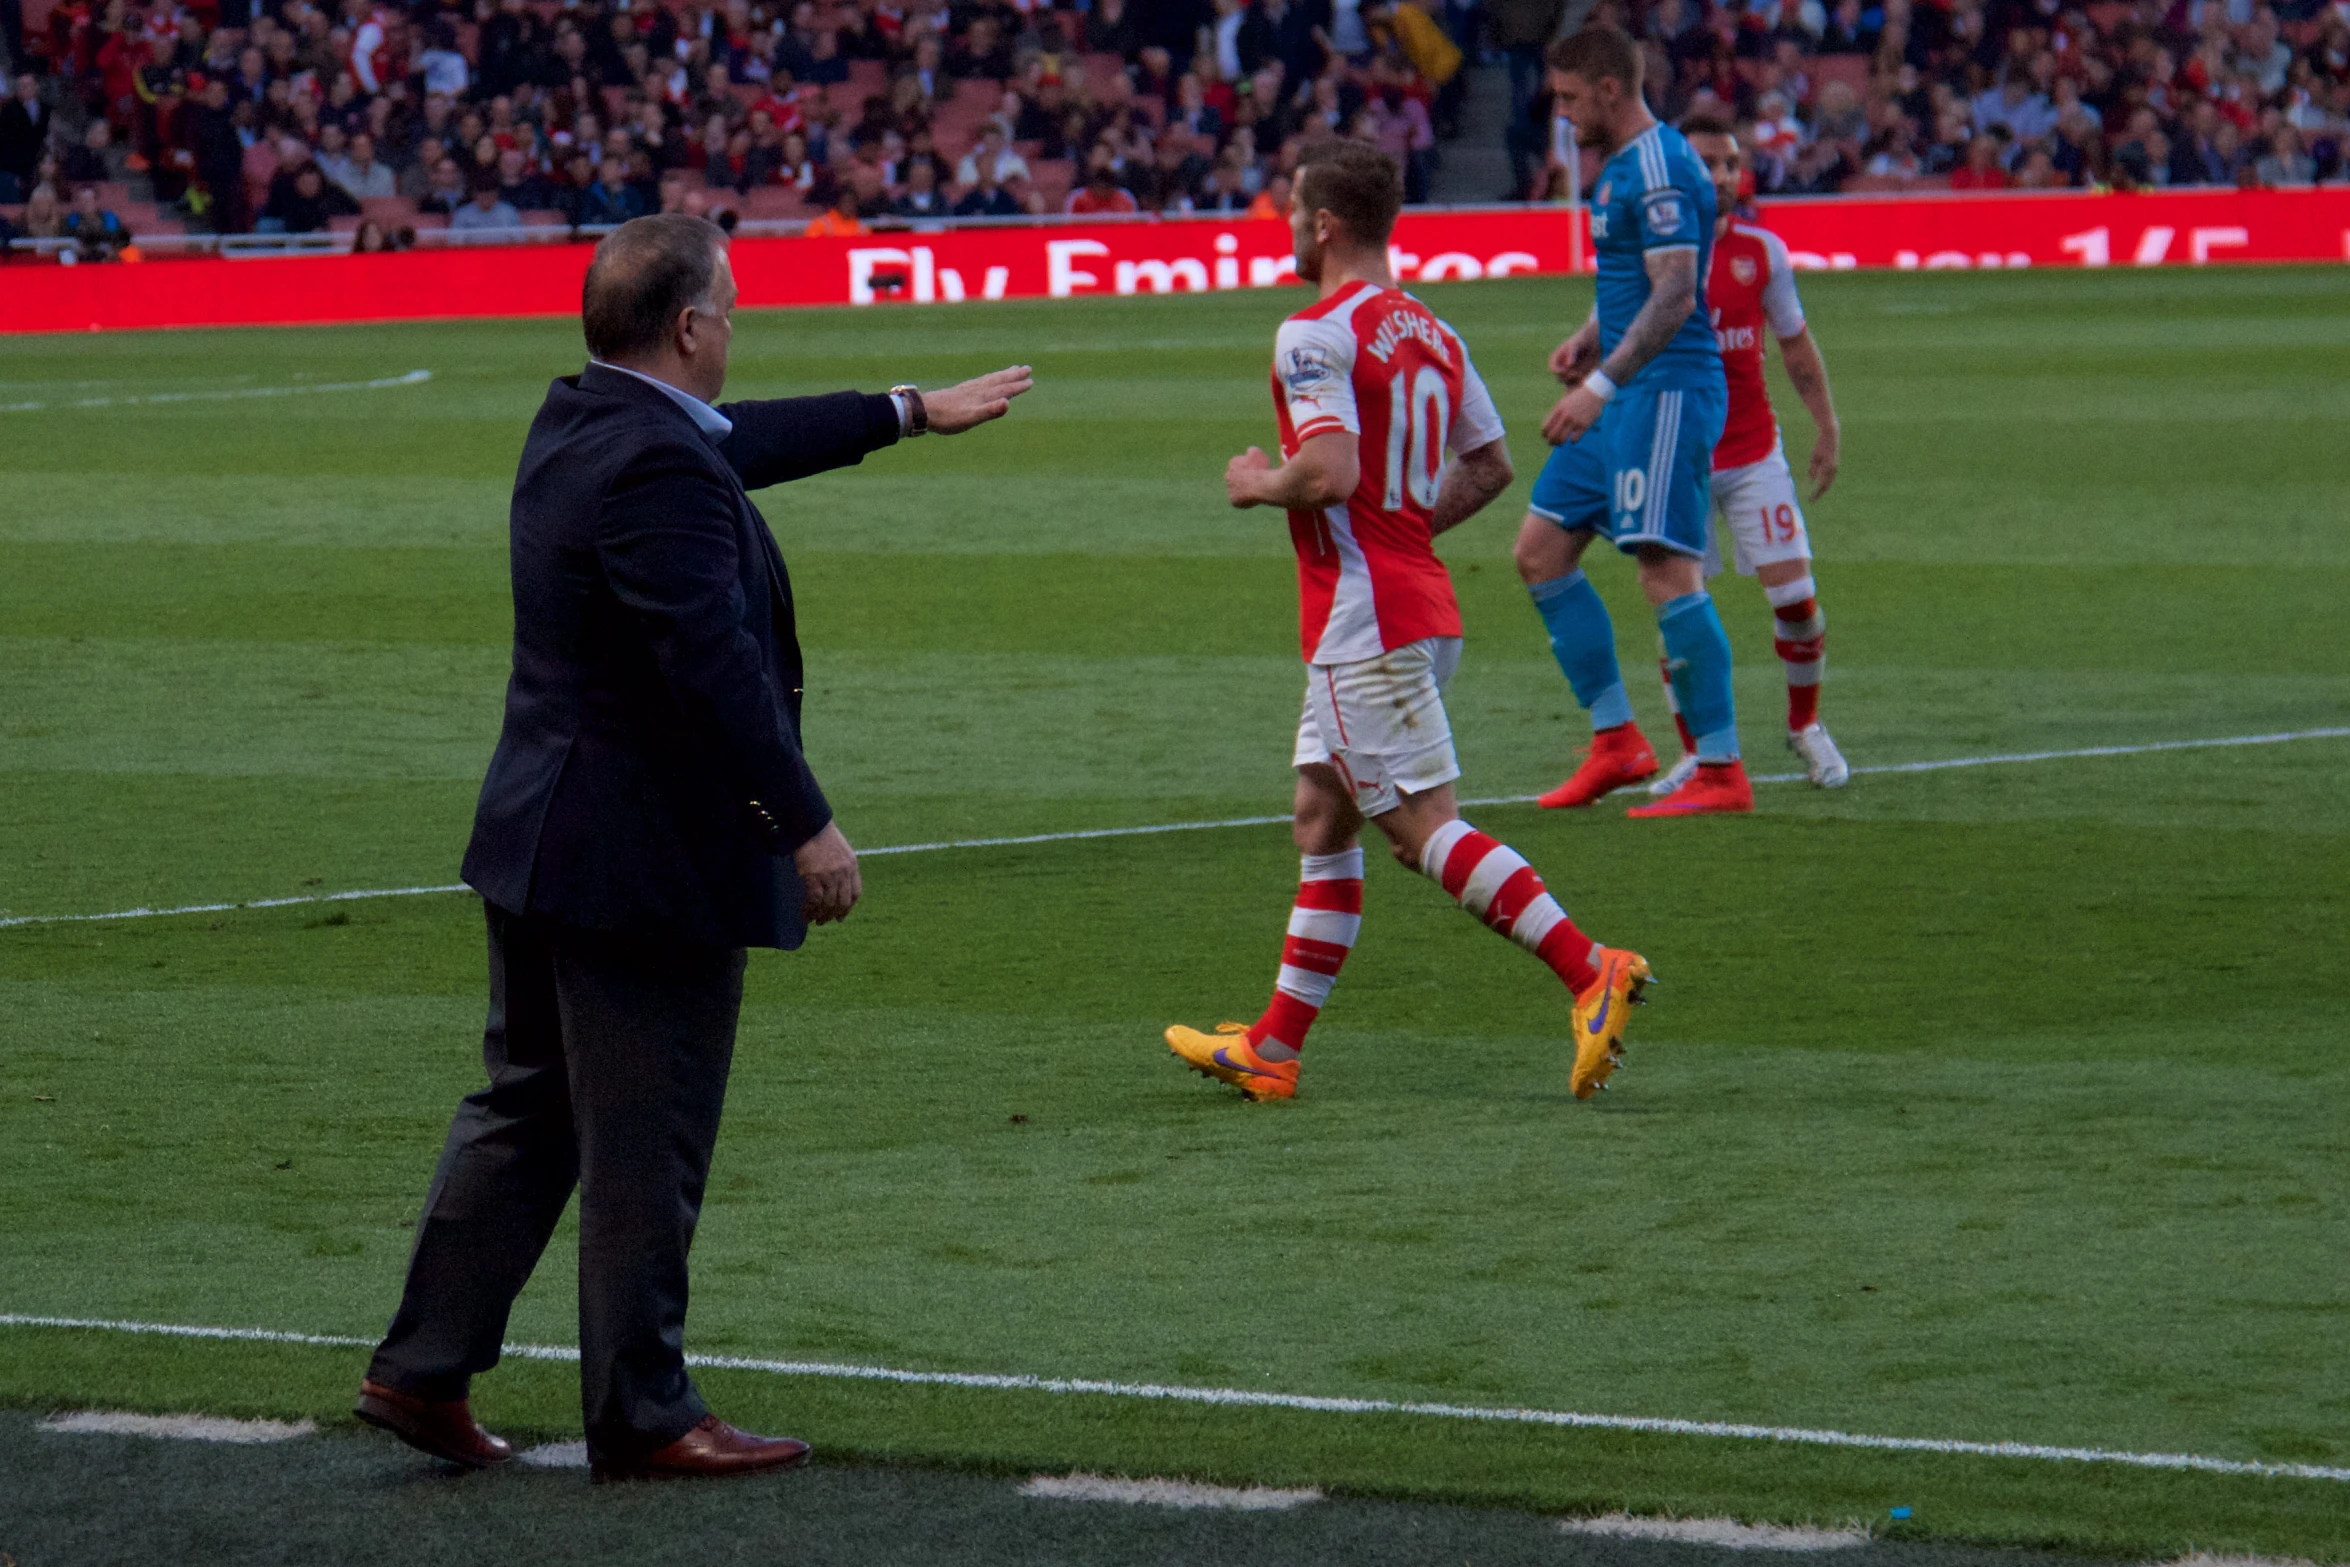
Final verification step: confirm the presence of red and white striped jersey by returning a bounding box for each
[1270,279,1505,665]
[1707,222,1807,470]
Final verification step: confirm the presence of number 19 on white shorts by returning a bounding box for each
[1705,436,1811,578]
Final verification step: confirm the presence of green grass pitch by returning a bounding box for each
[0,267,2345,1559]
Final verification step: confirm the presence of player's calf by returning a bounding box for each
[1764,573,1825,734]
[1758,572,1848,788]
[1164,845,1364,1101]
[1416,818,1651,1094]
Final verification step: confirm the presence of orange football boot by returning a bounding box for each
[1165,1022,1299,1101]
[1626,759,1754,818]
[1537,723,1660,809]
[1570,947,1654,1099]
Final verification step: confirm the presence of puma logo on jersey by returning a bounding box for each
[1366,309,1452,367]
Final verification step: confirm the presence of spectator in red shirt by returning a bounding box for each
[746,84,802,137]
[1949,134,2009,188]
[1066,159,1138,214]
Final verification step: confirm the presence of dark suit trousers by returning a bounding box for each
[367,902,747,1460]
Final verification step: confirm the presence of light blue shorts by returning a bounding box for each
[1528,382,1728,559]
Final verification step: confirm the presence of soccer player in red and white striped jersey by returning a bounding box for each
[1163,141,1654,1105]
[1649,116,1850,794]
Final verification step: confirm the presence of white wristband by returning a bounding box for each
[1583,370,1618,402]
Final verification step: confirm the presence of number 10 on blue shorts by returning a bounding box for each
[1528,382,1728,557]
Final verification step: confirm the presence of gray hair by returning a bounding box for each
[581,213,727,362]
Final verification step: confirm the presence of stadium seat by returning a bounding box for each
[518,209,568,227]
[740,186,810,220]
[950,77,1004,115]
[1027,158,1074,210]
[1809,54,1872,95]
[1839,173,1954,192]
[360,196,419,226]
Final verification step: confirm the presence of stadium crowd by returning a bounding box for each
[1575,0,2350,196]
[0,0,1483,246]
[0,0,2343,253]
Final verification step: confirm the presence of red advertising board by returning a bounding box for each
[1757,185,2350,270]
[2,188,2343,335]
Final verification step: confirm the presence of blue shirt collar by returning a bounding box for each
[590,360,734,439]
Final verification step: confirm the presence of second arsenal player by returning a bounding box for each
[1656,114,1852,792]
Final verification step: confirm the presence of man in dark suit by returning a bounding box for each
[356,213,1031,1483]
[0,73,53,202]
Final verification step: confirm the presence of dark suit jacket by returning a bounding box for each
[462,362,901,950]
[0,98,50,185]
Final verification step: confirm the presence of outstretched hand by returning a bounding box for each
[924,365,1034,434]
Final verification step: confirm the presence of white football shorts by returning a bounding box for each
[1706,435,1812,577]
[1293,636,1463,818]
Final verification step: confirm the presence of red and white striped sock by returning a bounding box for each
[1246,848,1364,1058]
[1417,820,1602,995]
[1767,574,1825,733]
[1658,652,1696,754]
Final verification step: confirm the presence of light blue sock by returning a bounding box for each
[1658,591,1739,761]
[1527,570,1632,731]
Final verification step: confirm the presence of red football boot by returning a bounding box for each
[1626,759,1755,817]
[1537,723,1660,809]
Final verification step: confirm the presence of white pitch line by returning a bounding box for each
[3,1313,2347,1485]
[0,882,470,931]
[3,726,2345,932]
[37,1410,317,1444]
[1021,1472,1323,1510]
[1559,1514,1869,1550]
[517,1439,590,1469]
[0,369,432,413]
[860,813,1294,857]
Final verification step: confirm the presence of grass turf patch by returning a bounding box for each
[2,266,2345,1557]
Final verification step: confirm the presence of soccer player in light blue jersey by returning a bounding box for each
[1512,25,1751,817]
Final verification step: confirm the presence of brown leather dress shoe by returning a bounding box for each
[354,1380,514,1469]
[589,1414,812,1483]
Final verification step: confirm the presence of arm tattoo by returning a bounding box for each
[1781,332,1838,430]
[1599,250,1699,386]
[1429,442,1514,537]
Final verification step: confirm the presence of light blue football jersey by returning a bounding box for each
[1588,123,1724,391]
